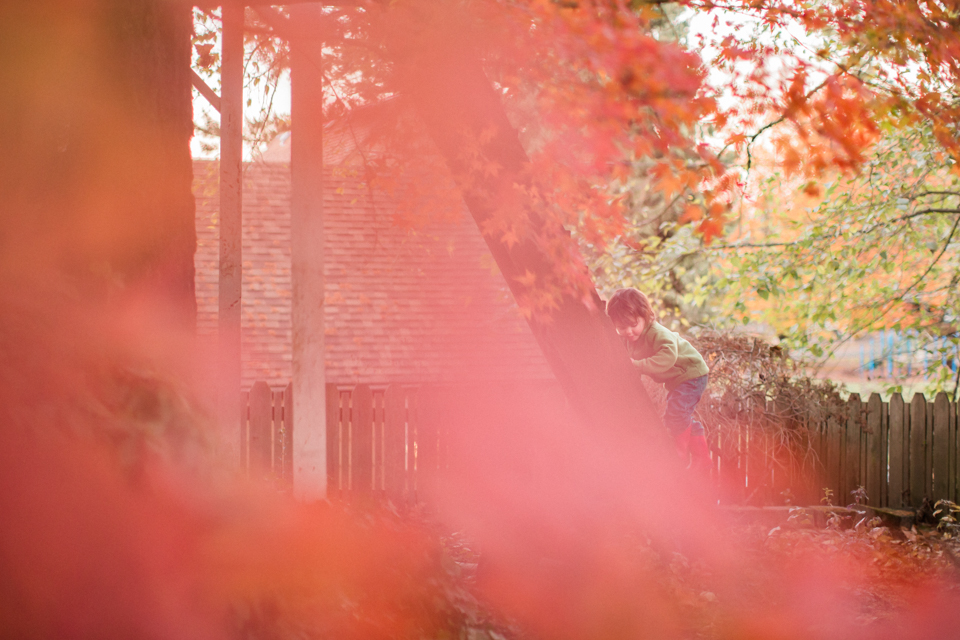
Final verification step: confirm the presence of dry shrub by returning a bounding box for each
[688,331,848,503]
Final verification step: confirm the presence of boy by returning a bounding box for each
[606,288,710,469]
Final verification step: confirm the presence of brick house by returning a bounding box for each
[192,159,555,391]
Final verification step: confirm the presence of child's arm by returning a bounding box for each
[634,331,679,376]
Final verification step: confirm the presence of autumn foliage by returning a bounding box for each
[6,0,960,638]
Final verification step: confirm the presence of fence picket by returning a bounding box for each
[844,395,862,505]
[934,393,951,502]
[719,421,744,504]
[824,416,842,504]
[248,381,272,480]
[282,383,293,483]
[325,384,341,494]
[954,400,960,503]
[954,400,959,503]
[383,385,406,503]
[417,385,441,503]
[889,394,906,507]
[240,389,250,471]
[352,384,374,495]
[241,380,960,508]
[910,394,928,508]
[866,393,883,507]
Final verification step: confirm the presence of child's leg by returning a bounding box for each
[664,375,709,466]
[663,375,708,438]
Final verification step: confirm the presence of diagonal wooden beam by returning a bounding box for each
[190,69,221,113]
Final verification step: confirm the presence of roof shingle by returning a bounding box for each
[193,160,555,389]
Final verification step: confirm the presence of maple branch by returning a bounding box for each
[912,191,960,201]
[722,75,831,172]
[704,239,804,251]
[897,207,960,222]
[846,213,960,352]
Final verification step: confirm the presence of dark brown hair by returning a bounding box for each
[606,288,656,327]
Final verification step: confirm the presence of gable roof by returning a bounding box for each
[193,160,555,388]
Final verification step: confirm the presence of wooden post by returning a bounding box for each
[407,387,421,501]
[417,385,441,504]
[865,393,884,507]
[218,2,244,466]
[352,384,374,495]
[249,381,272,480]
[953,399,959,503]
[934,392,951,502]
[290,3,327,500]
[889,393,906,507]
[326,384,340,496]
[909,393,927,508]
[844,394,862,505]
[824,416,842,504]
[282,383,294,483]
[383,384,407,503]
[240,389,250,471]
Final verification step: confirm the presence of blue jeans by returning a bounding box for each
[664,375,707,437]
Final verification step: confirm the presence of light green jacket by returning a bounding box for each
[626,321,709,390]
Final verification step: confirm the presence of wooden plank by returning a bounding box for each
[717,421,739,504]
[866,393,883,507]
[416,385,441,504]
[407,387,420,501]
[927,397,935,500]
[746,426,769,505]
[796,416,816,506]
[888,394,906,507]
[954,401,959,503]
[804,418,823,506]
[934,392,951,502]
[881,399,889,507]
[217,2,244,467]
[383,385,407,504]
[824,416,842,505]
[351,384,374,495]
[844,394,862,505]
[283,383,294,484]
[372,391,384,492]
[290,3,328,500]
[248,381,273,480]
[272,389,282,477]
[717,415,746,504]
[909,393,927,508]
[240,389,250,472]
[325,384,340,494]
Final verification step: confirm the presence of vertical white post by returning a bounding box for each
[290,3,327,499]
[218,3,244,466]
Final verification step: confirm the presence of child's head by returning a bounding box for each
[606,288,656,330]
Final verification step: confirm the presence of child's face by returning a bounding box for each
[614,316,647,343]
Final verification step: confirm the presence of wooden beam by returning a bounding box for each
[192,0,364,9]
[191,69,221,113]
[218,2,244,466]
[289,2,328,500]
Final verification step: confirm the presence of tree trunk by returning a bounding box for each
[0,0,196,325]
[386,8,660,439]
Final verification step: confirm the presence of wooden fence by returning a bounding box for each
[242,383,960,509]
[241,382,445,503]
[711,392,960,509]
